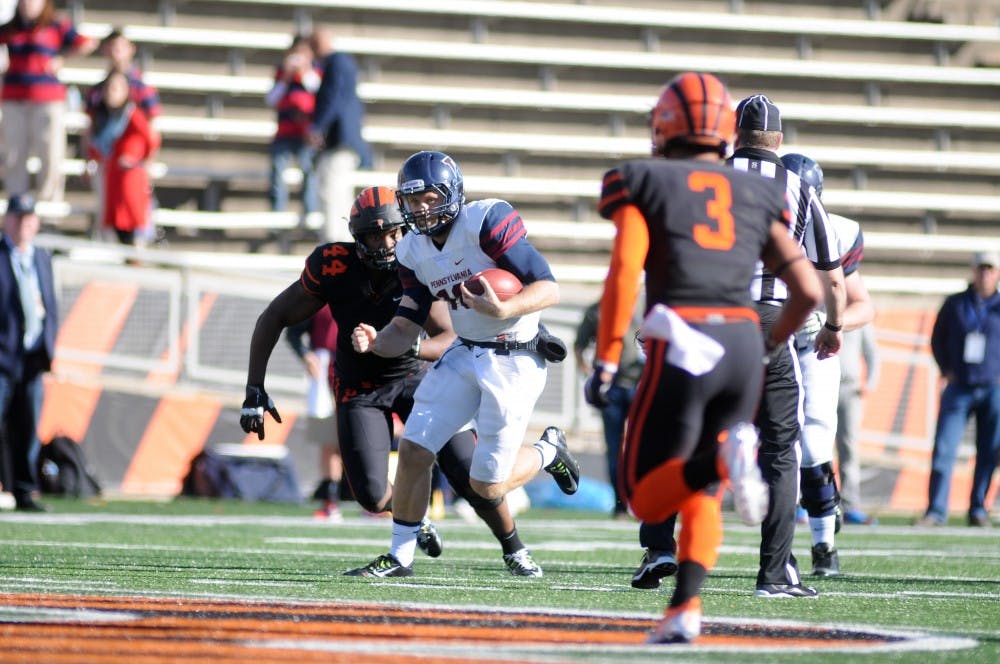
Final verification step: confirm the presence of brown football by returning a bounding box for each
[465,268,523,301]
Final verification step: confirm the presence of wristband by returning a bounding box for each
[823,321,842,332]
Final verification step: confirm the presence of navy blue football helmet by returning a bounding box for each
[396,150,465,236]
[781,153,824,199]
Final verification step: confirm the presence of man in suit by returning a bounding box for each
[1,193,58,511]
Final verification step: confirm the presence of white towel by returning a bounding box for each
[639,304,725,376]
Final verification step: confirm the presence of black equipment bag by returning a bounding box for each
[37,436,103,498]
[182,445,302,504]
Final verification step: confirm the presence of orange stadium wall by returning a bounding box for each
[32,292,998,515]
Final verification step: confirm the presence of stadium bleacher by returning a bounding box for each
[16,0,1000,284]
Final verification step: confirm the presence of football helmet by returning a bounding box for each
[781,153,824,199]
[649,71,735,157]
[348,185,406,270]
[396,150,465,236]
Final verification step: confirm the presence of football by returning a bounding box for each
[465,268,523,301]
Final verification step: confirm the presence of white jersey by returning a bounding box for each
[395,199,541,343]
[730,154,842,303]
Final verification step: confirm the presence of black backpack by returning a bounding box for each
[37,436,103,498]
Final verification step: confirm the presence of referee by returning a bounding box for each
[727,95,846,598]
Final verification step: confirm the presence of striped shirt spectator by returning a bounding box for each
[265,35,321,214]
[0,10,91,102]
[0,0,95,205]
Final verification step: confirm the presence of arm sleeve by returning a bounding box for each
[398,262,434,325]
[596,204,648,367]
[840,228,864,277]
[930,297,954,374]
[574,302,600,353]
[478,201,555,283]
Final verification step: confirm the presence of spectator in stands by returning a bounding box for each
[0,0,96,207]
[285,306,344,522]
[84,28,161,240]
[307,27,372,243]
[84,29,161,121]
[917,250,1000,528]
[266,35,321,220]
[0,193,58,512]
[86,71,161,247]
[836,323,880,525]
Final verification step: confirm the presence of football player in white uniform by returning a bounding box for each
[348,150,580,577]
[782,153,874,577]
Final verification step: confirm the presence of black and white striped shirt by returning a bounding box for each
[729,148,842,303]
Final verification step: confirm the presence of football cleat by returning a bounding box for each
[343,553,413,578]
[417,518,443,558]
[503,548,544,577]
[718,423,769,526]
[811,543,840,577]
[753,583,819,598]
[631,549,678,590]
[539,426,580,495]
[646,597,702,644]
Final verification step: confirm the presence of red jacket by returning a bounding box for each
[89,107,160,232]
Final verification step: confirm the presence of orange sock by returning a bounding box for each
[677,491,723,570]
[630,459,693,523]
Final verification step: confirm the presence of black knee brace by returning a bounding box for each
[799,462,840,517]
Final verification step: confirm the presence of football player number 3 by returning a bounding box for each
[689,171,735,251]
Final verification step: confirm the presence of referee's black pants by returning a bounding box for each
[754,302,803,587]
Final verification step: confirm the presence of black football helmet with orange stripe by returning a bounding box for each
[348,185,406,270]
[649,72,736,158]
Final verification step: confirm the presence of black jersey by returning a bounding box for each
[599,158,789,311]
[300,243,421,396]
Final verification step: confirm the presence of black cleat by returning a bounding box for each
[416,518,443,558]
[631,549,678,589]
[343,553,413,578]
[753,583,819,598]
[811,542,840,577]
[539,426,580,495]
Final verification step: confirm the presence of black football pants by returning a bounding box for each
[754,303,804,586]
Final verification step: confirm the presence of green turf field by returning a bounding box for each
[0,497,996,662]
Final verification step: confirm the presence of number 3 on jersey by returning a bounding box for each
[688,171,735,251]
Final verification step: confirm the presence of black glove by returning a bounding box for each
[584,365,614,409]
[240,384,281,440]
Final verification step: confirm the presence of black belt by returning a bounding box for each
[458,325,568,363]
[458,335,538,356]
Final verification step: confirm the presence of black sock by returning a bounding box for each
[670,561,707,608]
[499,528,524,556]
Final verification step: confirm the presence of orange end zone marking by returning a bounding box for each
[0,593,926,662]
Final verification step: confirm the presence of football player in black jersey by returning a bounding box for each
[588,72,821,643]
[241,185,544,577]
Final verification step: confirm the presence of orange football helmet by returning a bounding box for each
[649,72,735,157]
